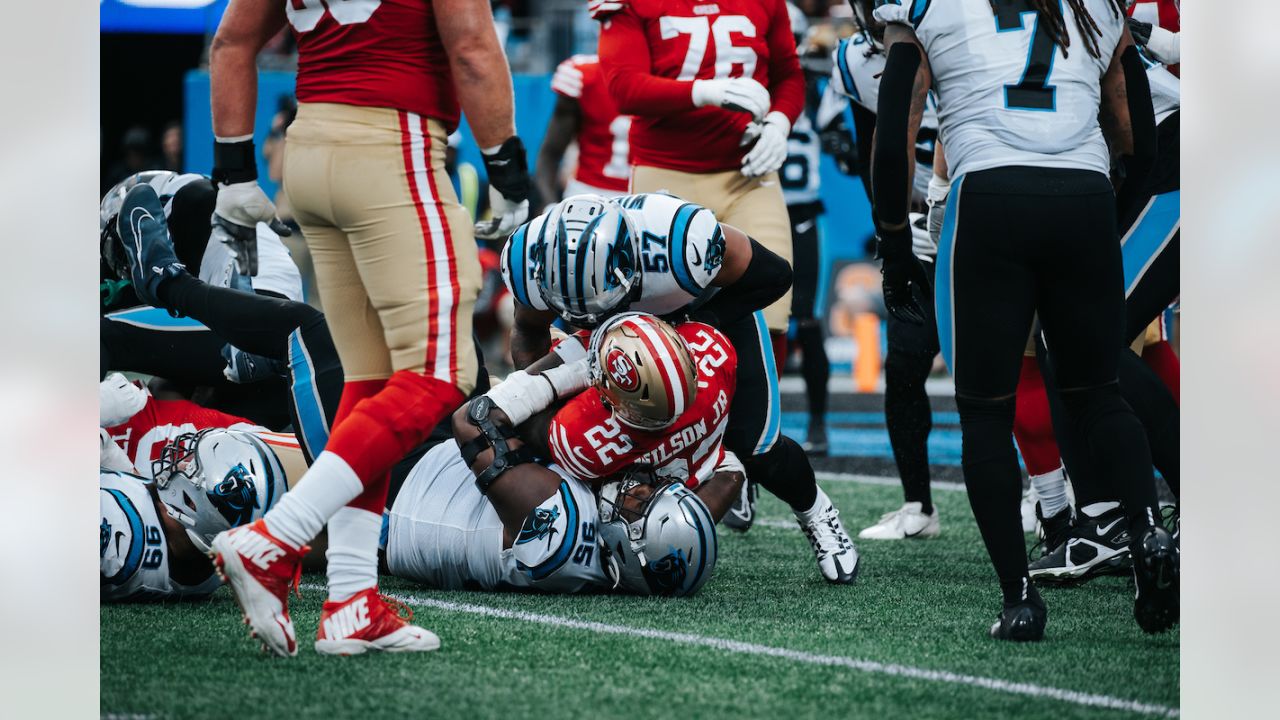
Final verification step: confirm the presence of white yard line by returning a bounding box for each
[367,587,1177,718]
[815,471,967,493]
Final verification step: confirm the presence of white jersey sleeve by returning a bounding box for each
[617,193,724,317]
[883,0,1123,179]
[100,470,220,602]
[198,222,304,302]
[384,441,608,593]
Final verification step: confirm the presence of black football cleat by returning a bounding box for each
[802,421,829,457]
[1029,503,1131,583]
[1131,524,1179,634]
[117,183,186,307]
[1027,503,1073,562]
[990,593,1047,642]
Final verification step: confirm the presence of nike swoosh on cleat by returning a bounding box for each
[1095,518,1122,536]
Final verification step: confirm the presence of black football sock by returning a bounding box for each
[156,272,323,361]
[743,436,819,513]
[796,320,830,421]
[886,347,936,514]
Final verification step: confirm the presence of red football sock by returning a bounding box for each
[1141,340,1180,405]
[770,330,788,378]
[1013,355,1063,477]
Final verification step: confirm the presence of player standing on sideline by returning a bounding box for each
[199,0,530,658]
[535,54,631,206]
[871,0,1176,640]
[594,0,808,533]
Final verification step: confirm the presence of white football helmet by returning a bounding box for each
[588,312,698,431]
[535,194,642,327]
[152,428,287,552]
[598,471,718,597]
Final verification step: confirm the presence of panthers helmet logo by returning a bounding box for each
[642,547,690,595]
[606,348,641,392]
[516,505,560,548]
[207,464,260,528]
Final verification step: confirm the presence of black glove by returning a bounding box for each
[476,136,531,239]
[819,118,859,177]
[876,226,930,325]
[1127,17,1153,48]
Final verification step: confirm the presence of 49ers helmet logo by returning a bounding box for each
[606,348,641,392]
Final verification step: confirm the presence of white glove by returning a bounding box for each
[1145,26,1180,66]
[213,180,292,276]
[100,372,148,427]
[587,0,626,21]
[691,78,771,122]
[100,429,136,473]
[740,112,790,178]
[475,186,530,240]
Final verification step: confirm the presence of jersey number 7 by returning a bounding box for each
[996,1,1058,112]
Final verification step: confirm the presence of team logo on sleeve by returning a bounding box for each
[517,505,561,548]
[100,518,112,557]
[606,348,641,392]
[207,464,260,527]
[704,231,725,273]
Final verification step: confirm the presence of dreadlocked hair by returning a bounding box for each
[989,0,1126,59]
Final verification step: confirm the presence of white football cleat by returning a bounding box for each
[858,502,940,540]
[796,489,859,584]
[209,519,308,657]
[315,588,441,656]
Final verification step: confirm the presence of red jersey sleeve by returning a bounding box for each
[599,11,697,116]
[765,0,805,125]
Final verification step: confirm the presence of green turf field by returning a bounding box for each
[101,478,1179,719]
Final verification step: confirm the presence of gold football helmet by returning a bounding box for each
[589,313,698,431]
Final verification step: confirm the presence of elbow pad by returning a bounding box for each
[871,43,923,230]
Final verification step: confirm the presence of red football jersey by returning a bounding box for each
[104,389,290,477]
[547,322,737,488]
[551,55,631,193]
[286,0,460,129]
[598,0,805,173]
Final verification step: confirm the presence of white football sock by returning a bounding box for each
[326,507,382,603]
[263,451,364,550]
[1030,466,1069,518]
[795,487,832,523]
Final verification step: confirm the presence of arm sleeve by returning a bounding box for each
[600,11,697,116]
[694,237,792,328]
[850,102,877,204]
[765,0,805,124]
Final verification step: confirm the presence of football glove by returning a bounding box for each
[212,138,291,276]
[222,344,286,384]
[877,226,931,325]
[476,136,532,240]
[691,78,771,122]
[100,373,148,427]
[1127,18,1153,47]
[740,112,790,178]
[587,0,626,21]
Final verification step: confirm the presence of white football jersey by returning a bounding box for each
[100,470,221,602]
[384,441,609,593]
[1143,56,1179,124]
[503,192,724,319]
[831,33,940,194]
[781,113,822,206]
[875,0,1124,179]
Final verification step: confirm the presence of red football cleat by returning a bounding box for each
[209,519,308,657]
[314,588,440,656]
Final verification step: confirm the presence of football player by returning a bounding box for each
[871,0,1176,640]
[596,0,804,427]
[205,0,531,657]
[535,54,631,205]
[502,195,859,583]
[100,429,286,603]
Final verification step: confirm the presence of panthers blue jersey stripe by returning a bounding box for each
[836,39,860,103]
[105,306,207,331]
[103,487,146,585]
[910,0,932,27]
[1122,190,1179,298]
[287,328,330,460]
[668,204,704,296]
[525,482,580,581]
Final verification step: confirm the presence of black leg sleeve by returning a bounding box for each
[156,273,323,361]
[741,435,819,514]
[796,321,830,421]
[885,261,940,512]
[101,315,227,384]
[1116,349,1179,500]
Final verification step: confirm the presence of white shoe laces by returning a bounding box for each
[802,506,853,558]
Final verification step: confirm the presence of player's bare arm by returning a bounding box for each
[435,0,517,148]
[693,468,746,523]
[209,0,286,138]
[535,94,583,206]
[510,304,560,370]
[1101,24,1157,210]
